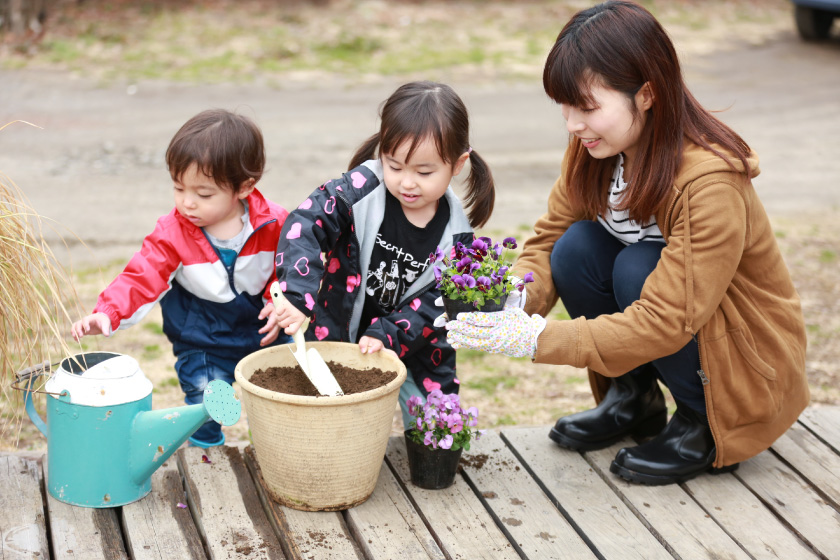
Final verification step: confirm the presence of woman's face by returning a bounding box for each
[560,81,652,172]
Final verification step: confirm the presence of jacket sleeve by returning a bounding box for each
[276,168,379,314]
[361,284,443,359]
[512,152,580,317]
[535,178,748,376]
[260,201,290,302]
[93,218,182,332]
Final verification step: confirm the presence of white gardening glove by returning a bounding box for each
[446,307,546,359]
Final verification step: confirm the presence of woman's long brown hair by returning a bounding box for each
[543,0,751,222]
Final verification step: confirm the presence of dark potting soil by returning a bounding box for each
[249,361,397,396]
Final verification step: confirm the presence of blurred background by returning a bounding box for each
[1,0,838,451]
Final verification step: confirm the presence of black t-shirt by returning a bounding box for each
[360,191,450,336]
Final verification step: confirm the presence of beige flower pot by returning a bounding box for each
[234,342,406,511]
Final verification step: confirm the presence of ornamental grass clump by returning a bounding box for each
[1,122,80,445]
[406,390,483,450]
[432,236,533,309]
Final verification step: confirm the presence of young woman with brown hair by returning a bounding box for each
[445,1,808,485]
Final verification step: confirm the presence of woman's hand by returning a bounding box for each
[359,335,384,354]
[71,312,112,341]
[446,307,547,359]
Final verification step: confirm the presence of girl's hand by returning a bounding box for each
[446,307,546,359]
[258,302,280,346]
[359,335,384,354]
[71,312,112,341]
[273,297,308,335]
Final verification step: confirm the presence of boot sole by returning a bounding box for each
[609,461,739,486]
[548,409,667,452]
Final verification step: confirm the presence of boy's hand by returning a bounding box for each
[359,335,384,354]
[71,312,112,341]
[258,302,280,347]
[273,296,308,335]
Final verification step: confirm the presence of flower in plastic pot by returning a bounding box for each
[432,236,533,317]
[403,390,483,489]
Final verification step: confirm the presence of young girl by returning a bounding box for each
[272,81,495,427]
[446,1,808,485]
[71,109,290,448]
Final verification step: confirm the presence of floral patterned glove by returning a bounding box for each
[445,307,546,359]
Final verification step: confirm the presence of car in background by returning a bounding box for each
[792,0,840,40]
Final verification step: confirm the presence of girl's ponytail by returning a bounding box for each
[462,149,495,229]
[348,133,380,170]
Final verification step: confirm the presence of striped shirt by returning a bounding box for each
[597,153,665,245]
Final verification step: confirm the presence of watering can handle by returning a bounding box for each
[12,363,52,436]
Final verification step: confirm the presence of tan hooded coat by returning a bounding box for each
[513,141,809,467]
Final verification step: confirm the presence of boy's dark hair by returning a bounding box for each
[543,0,751,223]
[166,109,265,193]
[349,81,495,229]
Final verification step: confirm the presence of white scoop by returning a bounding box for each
[270,282,344,397]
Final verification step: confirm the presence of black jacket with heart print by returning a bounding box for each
[275,159,474,396]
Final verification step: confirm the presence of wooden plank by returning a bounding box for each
[344,461,445,560]
[178,446,285,560]
[0,455,49,560]
[799,406,840,454]
[585,441,751,560]
[462,430,595,560]
[735,449,840,559]
[501,427,671,560]
[684,462,817,559]
[44,462,128,560]
[121,459,206,560]
[385,436,518,559]
[771,423,840,509]
[242,446,363,560]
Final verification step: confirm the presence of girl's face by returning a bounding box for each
[173,163,253,237]
[560,80,653,172]
[382,136,469,227]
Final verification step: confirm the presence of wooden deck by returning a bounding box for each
[2,405,839,560]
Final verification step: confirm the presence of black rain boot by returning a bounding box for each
[609,401,739,485]
[549,365,666,451]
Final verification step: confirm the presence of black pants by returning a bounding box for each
[550,221,706,414]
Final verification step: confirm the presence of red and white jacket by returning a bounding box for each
[93,188,289,358]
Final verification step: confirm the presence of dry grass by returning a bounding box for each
[0,121,82,449]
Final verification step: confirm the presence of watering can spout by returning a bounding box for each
[130,380,241,484]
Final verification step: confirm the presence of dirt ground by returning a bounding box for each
[2,0,839,451]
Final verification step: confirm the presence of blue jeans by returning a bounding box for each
[550,221,706,414]
[175,350,239,445]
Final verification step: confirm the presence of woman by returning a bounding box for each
[445,0,808,485]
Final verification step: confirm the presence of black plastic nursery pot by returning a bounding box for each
[404,430,463,490]
[442,295,507,319]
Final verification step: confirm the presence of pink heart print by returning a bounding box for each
[279,281,287,292]
[346,274,361,292]
[286,222,302,239]
[314,326,329,340]
[275,253,284,266]
[350,171,366,189]
[430,348,442,367]
[399,344,409,358]
[410,298,421,311]
[423,378,441,392]
[315,219,323,228]
[395,319,411,332]
[422,327,435,338]
[294,257,310,276]
[298,199,313,210]
[327,258,340,273]
[304,293,315,310]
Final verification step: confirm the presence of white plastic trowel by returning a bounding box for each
[270,282,344,397]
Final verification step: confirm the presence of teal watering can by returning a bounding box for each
[17,352,241,508]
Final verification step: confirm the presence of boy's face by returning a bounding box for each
[173,163,252,233]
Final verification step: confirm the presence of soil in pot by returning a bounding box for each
[250,361,397,396]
